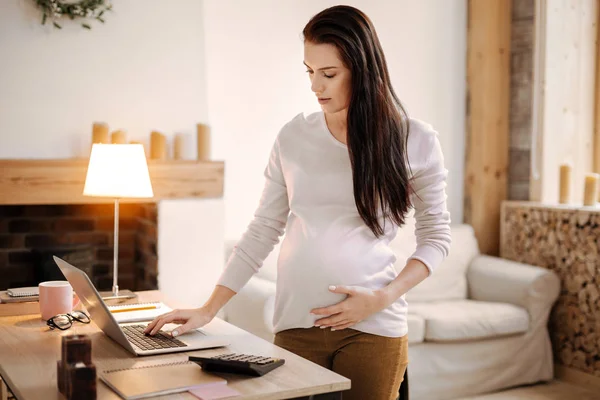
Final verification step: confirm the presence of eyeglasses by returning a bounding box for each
[47,311,91,330]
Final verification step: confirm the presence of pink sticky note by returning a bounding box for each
[189,383,241,400]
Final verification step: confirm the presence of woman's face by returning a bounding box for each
[304,41,352,114]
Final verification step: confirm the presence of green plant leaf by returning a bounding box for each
[36,0,111,30]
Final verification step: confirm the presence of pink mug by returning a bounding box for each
[39,281,80,321]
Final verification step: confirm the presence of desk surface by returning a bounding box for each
[0,291,350,400]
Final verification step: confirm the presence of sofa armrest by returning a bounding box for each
[467,255,560,323]
[222,276,276,341]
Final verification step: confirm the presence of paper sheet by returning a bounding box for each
[109,302,173,323]
[189,383,241,399]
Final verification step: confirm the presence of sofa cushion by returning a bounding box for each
[398,224,479,302]
[223,275,277,341]
[407,313,425,344]
[408,299,530,342]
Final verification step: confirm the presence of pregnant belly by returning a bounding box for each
[277,235,397,292]
[273,239,399,329]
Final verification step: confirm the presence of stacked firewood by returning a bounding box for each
[501,203,600,377]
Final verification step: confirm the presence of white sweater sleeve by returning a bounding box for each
[217,137,290,293]
[408,133,452,275]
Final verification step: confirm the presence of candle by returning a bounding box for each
[583,173,599,206]
[559,164,572,204]
[111,130,126,144]
[150,131,167,160]
[92,122,109,145]
[174,133,185,160]
[196,123,211,161]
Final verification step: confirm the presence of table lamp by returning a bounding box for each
[83,144,154,300]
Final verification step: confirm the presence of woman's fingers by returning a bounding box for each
[149,315,173,335]
[314,312,345,327]
[145,310,183,336]
[144,309,177,333]
[144,313,167,334]
[142,308,209,337]
[143,317,159,334]
[330,322,354,331]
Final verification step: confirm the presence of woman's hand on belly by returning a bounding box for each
[310,285,391,331]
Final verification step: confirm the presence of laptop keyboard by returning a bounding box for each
[122,324,188,351]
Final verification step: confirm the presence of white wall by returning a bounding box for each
[0,0,207,159]
[203,0,467,239]
[158,199,224,308]
[0,0,222,307]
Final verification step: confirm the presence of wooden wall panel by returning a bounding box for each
[508,0,535,201]
[0,159,224,205]
[465,0,512,255]
[594,2,600,174]
[537,0,597,203]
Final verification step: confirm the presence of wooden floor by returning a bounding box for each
[460,380,600,400]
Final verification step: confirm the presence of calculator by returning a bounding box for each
[189,353,285,376]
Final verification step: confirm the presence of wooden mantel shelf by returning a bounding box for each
[0,159,224,205]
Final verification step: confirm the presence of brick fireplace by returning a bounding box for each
[0,203,158,292]
[0,158,225,307]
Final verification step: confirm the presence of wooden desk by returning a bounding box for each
[0,291,350,399]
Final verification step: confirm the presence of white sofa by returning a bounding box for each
[222,222,561,400]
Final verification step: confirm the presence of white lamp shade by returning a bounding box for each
[84,144,154,198]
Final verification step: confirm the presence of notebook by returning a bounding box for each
[7,287,39,297]
[107,302,172,323]
[100,360,227,400]
[0,289,39,304]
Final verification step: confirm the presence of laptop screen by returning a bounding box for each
[53,256,134,352]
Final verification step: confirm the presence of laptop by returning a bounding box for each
[53,256,229,356]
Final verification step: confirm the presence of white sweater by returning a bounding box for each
[218,111,451,337]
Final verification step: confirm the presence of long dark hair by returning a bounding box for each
[303,5,412,237]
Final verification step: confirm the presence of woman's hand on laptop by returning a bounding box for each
[143,307,215,337]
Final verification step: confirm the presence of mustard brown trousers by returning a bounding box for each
[274,327,409,400]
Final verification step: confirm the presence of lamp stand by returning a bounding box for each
[100,198,137,300]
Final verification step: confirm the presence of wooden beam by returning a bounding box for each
[0,159,224,205]
[465,0,512,255]
[529,0,547,202]
[594,1,600,174]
